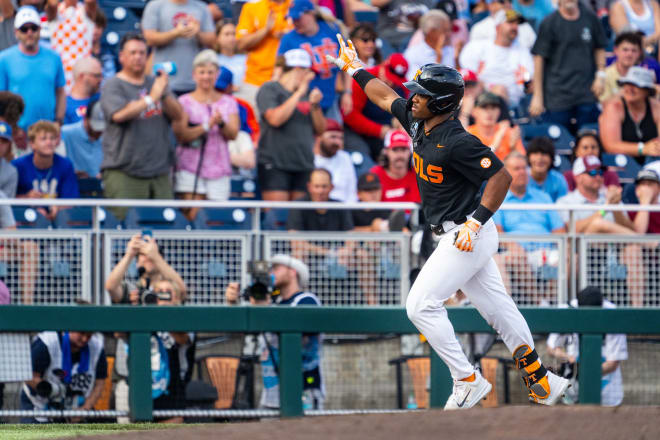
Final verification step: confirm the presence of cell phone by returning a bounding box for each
[142,230,153,240]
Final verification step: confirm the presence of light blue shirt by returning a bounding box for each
[61,121,103,178]
[0,45,65,130]
[528,169,568,202]
[494,185,565,234]
[513,0,555,30]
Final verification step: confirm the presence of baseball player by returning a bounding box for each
[326,36,570,409]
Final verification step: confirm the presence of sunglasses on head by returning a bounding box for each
[19,24,39,33]
[586,169,603,177]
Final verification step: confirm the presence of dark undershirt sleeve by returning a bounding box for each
[390,98,413,135]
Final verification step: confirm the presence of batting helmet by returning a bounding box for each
[404,64,465,115]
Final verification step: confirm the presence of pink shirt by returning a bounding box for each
[176,93,238,180]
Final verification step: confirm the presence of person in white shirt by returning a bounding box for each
[469,0,537,50]
[459,9,534,107]
[546,286,628,406]
[314,119,358,203]
[403,9,454,79]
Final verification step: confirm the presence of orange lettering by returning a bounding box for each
[427,165,444,184]
[413,152,421,175]
[418,157,429,181]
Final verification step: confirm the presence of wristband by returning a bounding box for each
[599,209,607,217]
[472,204,494,225]
[596,70,606,79]
[354,69,376,90]
[218,119,225,129]
[202,122,210,132]
[143,95,155,109]
[638,142,644,156]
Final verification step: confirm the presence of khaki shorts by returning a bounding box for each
[102,169,173,220]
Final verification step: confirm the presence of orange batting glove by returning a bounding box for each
[454,219,482,252]
[325,33,364,76]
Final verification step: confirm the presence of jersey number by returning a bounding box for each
[413,152,444,184]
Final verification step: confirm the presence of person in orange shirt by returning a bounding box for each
[467,91,525,161]
[235,0,293,113]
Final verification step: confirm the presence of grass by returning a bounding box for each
[0,423,188,440]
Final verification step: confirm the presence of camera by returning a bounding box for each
[242,260,273,301]
[136,267,158,305]
[34,369,85,410]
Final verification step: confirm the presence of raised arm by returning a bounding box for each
[326,34,400,114]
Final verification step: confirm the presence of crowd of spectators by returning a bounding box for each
[0,0,657,306]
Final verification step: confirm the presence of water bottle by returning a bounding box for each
[406,392,418,409]
[153,61,177,76]
[302,391,313,411]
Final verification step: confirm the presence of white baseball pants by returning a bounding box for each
[406,219,534,379]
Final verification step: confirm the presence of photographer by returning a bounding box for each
[20,331,107,423]
[225,254,324,410]
[105,233,186,305]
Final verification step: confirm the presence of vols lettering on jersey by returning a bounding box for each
[412,151,444,184]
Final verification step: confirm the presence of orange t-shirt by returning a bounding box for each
[236,0,293,87]
[467,124,526,161]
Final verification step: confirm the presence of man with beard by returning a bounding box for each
[369,129,420,203]
[314,119,357,203]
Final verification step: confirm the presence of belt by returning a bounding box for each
[430,216,466,236]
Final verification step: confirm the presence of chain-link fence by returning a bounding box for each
[103,231,251,305]
[264,233,410,306]
[0,231,91,305]
[579,235,660,307]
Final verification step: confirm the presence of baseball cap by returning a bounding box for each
[215,66,234,91]
[384,129,412,149]
[270,254,310,288]
[617,66,656,96]
[357,172,381,191]
[0,121,13,142]
[635,168,660,184]
[324,118,343,132]
[15,6,41,29]
[87,100,106,132]
[577,286,603,307]
[459,69,478,84]
[475,91,501,108]
[283,48,312,69]
[382,53,409,88]
[572,155,603,176]
[288,0,315,20]
[493,9,524,26]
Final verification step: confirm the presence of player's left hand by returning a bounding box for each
[325,34,364,76]
[454,219,482,252]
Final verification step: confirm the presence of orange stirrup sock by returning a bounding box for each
[459,373,476,382]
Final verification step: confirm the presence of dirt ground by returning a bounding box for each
[70,406,660,440]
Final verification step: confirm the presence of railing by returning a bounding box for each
[1,305,659,420]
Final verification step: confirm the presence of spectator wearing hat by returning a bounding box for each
[626,168,660,233]
[369,129,420,203]
[564,129,620,191]
[0,121,17,198]
[314,119,357,203]
[63,56,102,126]
[60,98,104,179]
[175,49,239,220]
[100,33,184,219]
[404,9,455,78]
[342,53,408,161]
[460,9,533,108]
[352,171,407,233]
[469,0,537,50]
[257,48,325,202]
[277,0,349,121]
[529,0,607,134]
[599,66,660,166]
[467,91,525,161]
[599,31,644,103]
[0,6,66,130]
[235,0,292,112]
[526,136,568,201]
[142,0,215,96]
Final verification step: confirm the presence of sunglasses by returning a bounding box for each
[356,36,376,42]
[18,24,39,33]
[586,169,604,177]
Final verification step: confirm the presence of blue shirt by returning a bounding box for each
[0,45,65,130]
[513,0,555,30]
[61,121,103,178]
[12,153,79,198]
[64,93,100,125]
[494,185,564,234]
[278,20,340,110]
[528,169,568,202]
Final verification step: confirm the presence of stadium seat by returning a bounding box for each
[78,177,103,198]
[192,208,251,230]
[124,207,191,230]
[261,208,289,230]
[54,207,121,229]
[351,151,375,180]
[229,176,258,200]
[553,154,572,174]
[11,207,51,229]
[601,153,641,184]
[354,10,378,23]
[520,122,575,154]
[199,355,240,409]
